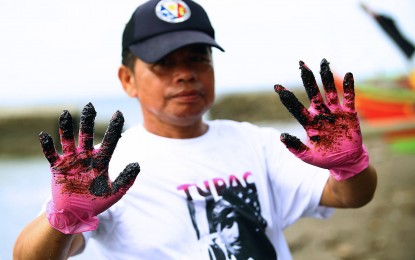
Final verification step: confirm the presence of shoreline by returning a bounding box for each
[285,136,415,259]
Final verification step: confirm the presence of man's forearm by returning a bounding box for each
[13,212,82,260]
[320,164,377,208]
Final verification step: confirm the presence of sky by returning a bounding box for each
[0,0,414,107]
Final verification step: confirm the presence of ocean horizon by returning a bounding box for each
[0,87,284,128]
[0,95,144,128]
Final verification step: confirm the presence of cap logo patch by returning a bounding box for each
[155,0,191,23]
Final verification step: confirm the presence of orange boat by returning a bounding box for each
[355,86,415,121]
[349,74,415,122]
[352,76,415,153]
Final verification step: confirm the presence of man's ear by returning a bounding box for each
[118,65,138,97]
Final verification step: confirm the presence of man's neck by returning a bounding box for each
[143,118,209,139]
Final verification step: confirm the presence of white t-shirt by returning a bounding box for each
[84,120,332,260]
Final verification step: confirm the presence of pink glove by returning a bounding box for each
[39,103,140,234]
[274,59,369,181]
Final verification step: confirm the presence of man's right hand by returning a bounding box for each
[39,103,140,234]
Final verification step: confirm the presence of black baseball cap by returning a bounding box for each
[122,0,224,63]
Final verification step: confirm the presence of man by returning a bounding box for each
[14,0,377,259]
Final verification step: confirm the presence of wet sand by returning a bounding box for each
[284,135,415,259]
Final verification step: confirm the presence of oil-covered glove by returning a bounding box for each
[39,103,140,234]
[274,59,369,181]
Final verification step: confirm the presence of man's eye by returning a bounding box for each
[190,55,210,63]
[155,59,173,67]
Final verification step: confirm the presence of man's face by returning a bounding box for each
[217,211,242,254]
[130,45,215,128]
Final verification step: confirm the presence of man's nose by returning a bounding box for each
[173,61,197,83]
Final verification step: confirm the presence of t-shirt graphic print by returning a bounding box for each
[177,172,277,260]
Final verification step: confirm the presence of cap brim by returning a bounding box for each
[128,30,224,63]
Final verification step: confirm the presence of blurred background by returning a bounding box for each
[1,0,414,259]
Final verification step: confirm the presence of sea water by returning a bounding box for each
[0,158,50,259]
[0,158,98,259]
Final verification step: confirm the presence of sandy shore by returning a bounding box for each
[284,135,415,259]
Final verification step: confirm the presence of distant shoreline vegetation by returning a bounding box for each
[0,90,307,157]
[209,90,309,123]
[0,108,108,158]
